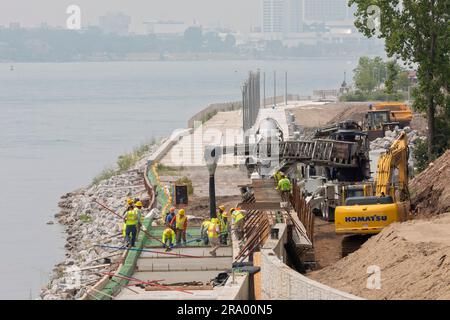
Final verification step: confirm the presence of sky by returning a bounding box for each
[0,0,262,33]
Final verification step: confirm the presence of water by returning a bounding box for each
[0,59,358,299]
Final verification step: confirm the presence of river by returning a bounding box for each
[0,59,358,299]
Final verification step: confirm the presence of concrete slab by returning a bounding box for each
[137,257,231,272]
[140,246,232,258]
[132,270,222,284]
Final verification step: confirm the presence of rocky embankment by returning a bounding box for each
[370,126,424,151]
[39,147,159,300]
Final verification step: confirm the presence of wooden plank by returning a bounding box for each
[253,252,262,300]
[239,202,281,210]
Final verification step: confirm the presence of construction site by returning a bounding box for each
[43,71,450,301]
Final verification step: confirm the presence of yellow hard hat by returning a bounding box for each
[218,205,226,211]
[229,208,236,215]
[222,212,228,218]
[126,198,134,205]
[135,201,143,207]
[212,218,219,224]
[179,209,185,215]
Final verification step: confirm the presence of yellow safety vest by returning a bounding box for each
[134,208,143,223]
[175,214,187,230]
[162,228,175,243]
[125,210,138,226]
[220,218,228,232]
[234,211,244,224]
[208,222,219,238]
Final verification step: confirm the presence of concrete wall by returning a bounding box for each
[260,223,362,300]
[187,101,241,128]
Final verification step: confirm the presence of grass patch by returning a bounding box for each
[79,213,92,223]
[91,142,153,186]
[156,163,180,175]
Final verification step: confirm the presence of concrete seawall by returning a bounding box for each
[259,223,362,300]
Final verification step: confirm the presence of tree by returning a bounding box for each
[354,56,386,92]
[183,26,203,52]
[349,0,450,160]
[385,60,398,94]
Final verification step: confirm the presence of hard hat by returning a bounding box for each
[222,212,228,218]
[212,218,219,224]
[229,208,236,214]
[170,207,175,212]
[218,205,226,211]
[135,201,143,207]
[179,209,185,215]
[126,198,134,205]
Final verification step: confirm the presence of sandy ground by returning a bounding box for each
[410,150,450,217]
[308,213,450,300]
[312,218,345,269]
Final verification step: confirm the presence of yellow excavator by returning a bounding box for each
[334,131,410,235]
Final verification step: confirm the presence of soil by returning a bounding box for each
[410,150,450,217]
[312,218,345,269]
[308,213,450,300]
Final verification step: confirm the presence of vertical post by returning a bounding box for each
[209,174,216,219]
[285,71,288,106]
[273,70,276,107]
[263,72,266,107]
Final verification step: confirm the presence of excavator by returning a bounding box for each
[334,131,410,238]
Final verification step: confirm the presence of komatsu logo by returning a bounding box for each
[345,215,387,222]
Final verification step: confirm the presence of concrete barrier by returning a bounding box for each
[260,223,362,300]
[148,128,193,164]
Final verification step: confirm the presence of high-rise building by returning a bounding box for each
[99,12,131,36]
[303,0,353,22]
[262,0,304,33]
[262,0,285,33]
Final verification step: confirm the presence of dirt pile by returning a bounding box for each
[410,150,450,216]
[326,102,370,124]
[309,213,450,299]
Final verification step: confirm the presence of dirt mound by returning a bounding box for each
[326,102,370,124]
[308,213,450,299]
[410,150,450,217]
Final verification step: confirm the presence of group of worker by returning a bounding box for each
[160,205,246,256]
[123,198,144,248]
[161,207,188,250]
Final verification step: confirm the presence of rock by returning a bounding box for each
[46,221,54,225]
[403,126,411,133]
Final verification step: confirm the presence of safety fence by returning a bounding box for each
[290,180,314,243]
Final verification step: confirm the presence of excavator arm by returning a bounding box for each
[375,132,409,201]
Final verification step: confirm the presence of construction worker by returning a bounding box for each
[220,211,229,245]
[274,170,283,184]
[170,209,188,246]
[208,218,221,257]
[122,198,135,239]
[161,227,176,250]
[134,201,144,235]
[277,174,292,202]
[165,207,176,229]
[232,209,245,240]
[200,218,211,245]
[124,207,139,247]
[217,205,226,220]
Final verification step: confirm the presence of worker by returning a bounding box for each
[124,207,139,247]
[161,227,176,251]
[208,218,221,257]
[165,207,176,229]
[170,209,188,246]
[277,174,292,202]
[200,218,211,245]
[220,211,229,245]
[274,170,283,184]
[122,198,135,239]
[232,209,245,240]
[217,205,226,219]
[134,201,143,235]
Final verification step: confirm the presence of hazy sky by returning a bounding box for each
[1,0,261,33]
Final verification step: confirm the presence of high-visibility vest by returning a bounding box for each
[162,228,175,243]
[278,178,292,191]
[208,222,219,238]
[234,211,245,224]
[125,210,138,226]
[220,218,228,232]
[175,214,187,230]
[134,208,143,223]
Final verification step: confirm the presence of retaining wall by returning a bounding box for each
[260,223,362,300]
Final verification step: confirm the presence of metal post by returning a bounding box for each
[285,71,288,106]
[263,72,266,107]
[274,70,276,107]
[209,174,216,219]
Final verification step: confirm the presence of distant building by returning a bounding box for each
[99,12,131,36]
[144,20,189,36]
[262,0,285,33]
[304,0,355,23]
[9,22,21,30]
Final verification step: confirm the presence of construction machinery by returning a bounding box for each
[334,131,410,235]
[372,102,413,128]
[363,109,399,141]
